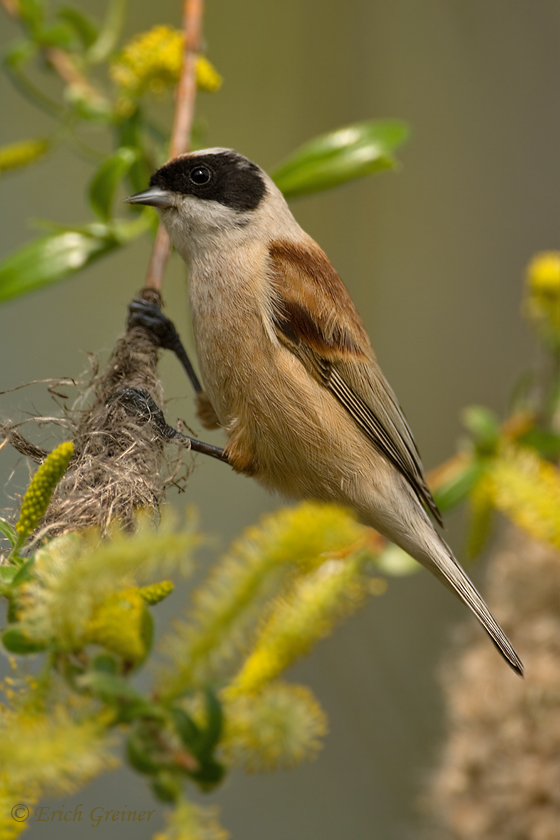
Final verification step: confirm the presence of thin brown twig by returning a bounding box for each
[45,48,106,105]
[0,0,18,18]
[144,0,204,291]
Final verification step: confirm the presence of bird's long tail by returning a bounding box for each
[412,529,523,676]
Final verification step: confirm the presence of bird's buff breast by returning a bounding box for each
[189,265,363,501]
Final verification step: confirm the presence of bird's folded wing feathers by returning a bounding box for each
[267,238,443,526]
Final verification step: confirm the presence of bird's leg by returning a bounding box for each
[127,296,203,394]
[109,387,229,464]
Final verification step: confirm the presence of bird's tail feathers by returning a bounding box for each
[423,535,523,676]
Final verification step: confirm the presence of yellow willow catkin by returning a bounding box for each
[16,442,74,539]
[0,138,50,172]
[228,554,369,696]
[152,797,228,840]
[158,503,367,696]
[222,682,327,771]
[138,580,174,604]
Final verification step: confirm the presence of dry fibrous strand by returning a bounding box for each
[1,290,193,541]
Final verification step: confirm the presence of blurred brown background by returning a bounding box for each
[1,1,560,837]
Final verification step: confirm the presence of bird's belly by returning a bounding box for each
[197,327,362,501]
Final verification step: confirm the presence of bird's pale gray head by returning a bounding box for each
[150,149,267,212]
[125,149,271,257]
[126,149,267,213]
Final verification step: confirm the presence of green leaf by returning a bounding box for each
[376,544,419,576]
[126,732,160,775]
[18,0,44,33]
[171,707,200,749]
[0,137,50,173]
[0,518,17,547]
[2,626,47,654]
[117,111,152,193]
[36,23,74,49]
[78,671,162,720]
[0,217,150,303]
[4,40,37,71]
[195,689,223,760]
[272,120,409,198]
[91,653,119,674]
[520,428,560,460]
[78,670,144,702]
[86,0,127,64]
[58,7,98,48]
[467,489,495,558]
[11,556,35,586]
[151,773,181,803]
[463,406,500,455]
[0,566,18,584]
[189,758,225,791]
[432,460,484,513]
[89,147,138,221]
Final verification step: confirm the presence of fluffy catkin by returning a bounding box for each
[425,524,560,840]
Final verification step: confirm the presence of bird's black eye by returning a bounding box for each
[189,166,212,185]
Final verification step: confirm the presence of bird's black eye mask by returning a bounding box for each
[150,152,267,212]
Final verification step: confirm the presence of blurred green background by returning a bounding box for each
[1,1,560,837]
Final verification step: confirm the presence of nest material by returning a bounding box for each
[2,289,191,539]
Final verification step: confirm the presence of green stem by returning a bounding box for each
[3,60,64,117]
[86,0,128,64]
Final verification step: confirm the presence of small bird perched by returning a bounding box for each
[126,148,523,676]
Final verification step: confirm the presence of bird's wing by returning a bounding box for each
[268,238,443,526]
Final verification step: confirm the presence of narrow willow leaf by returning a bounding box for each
[2,625,47,654]
[18,0,44,33]
[86,0,127,65]
[0,566,18,584]
[78,671,156,712]
[36,22,75,49]
[0,216,150,303]
[431,459,483,513]
[58,7,99,48]
[272,120,409,198]
[0,230,118,301]
[89,147,138,221]
[462,405,500,454]
[0,517,17,546]
[0,137,50,173]
[4,39,36,70]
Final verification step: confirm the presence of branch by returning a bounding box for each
[144,0,204,291]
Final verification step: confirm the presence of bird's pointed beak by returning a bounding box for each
[124,187,173,208]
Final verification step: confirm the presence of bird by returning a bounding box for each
[125,147,523,676]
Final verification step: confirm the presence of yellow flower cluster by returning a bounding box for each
[110,25,222,99]
[488,446,560,549]
[525,251,560,342]
[16,442,74,539]
[0,138,50,173]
